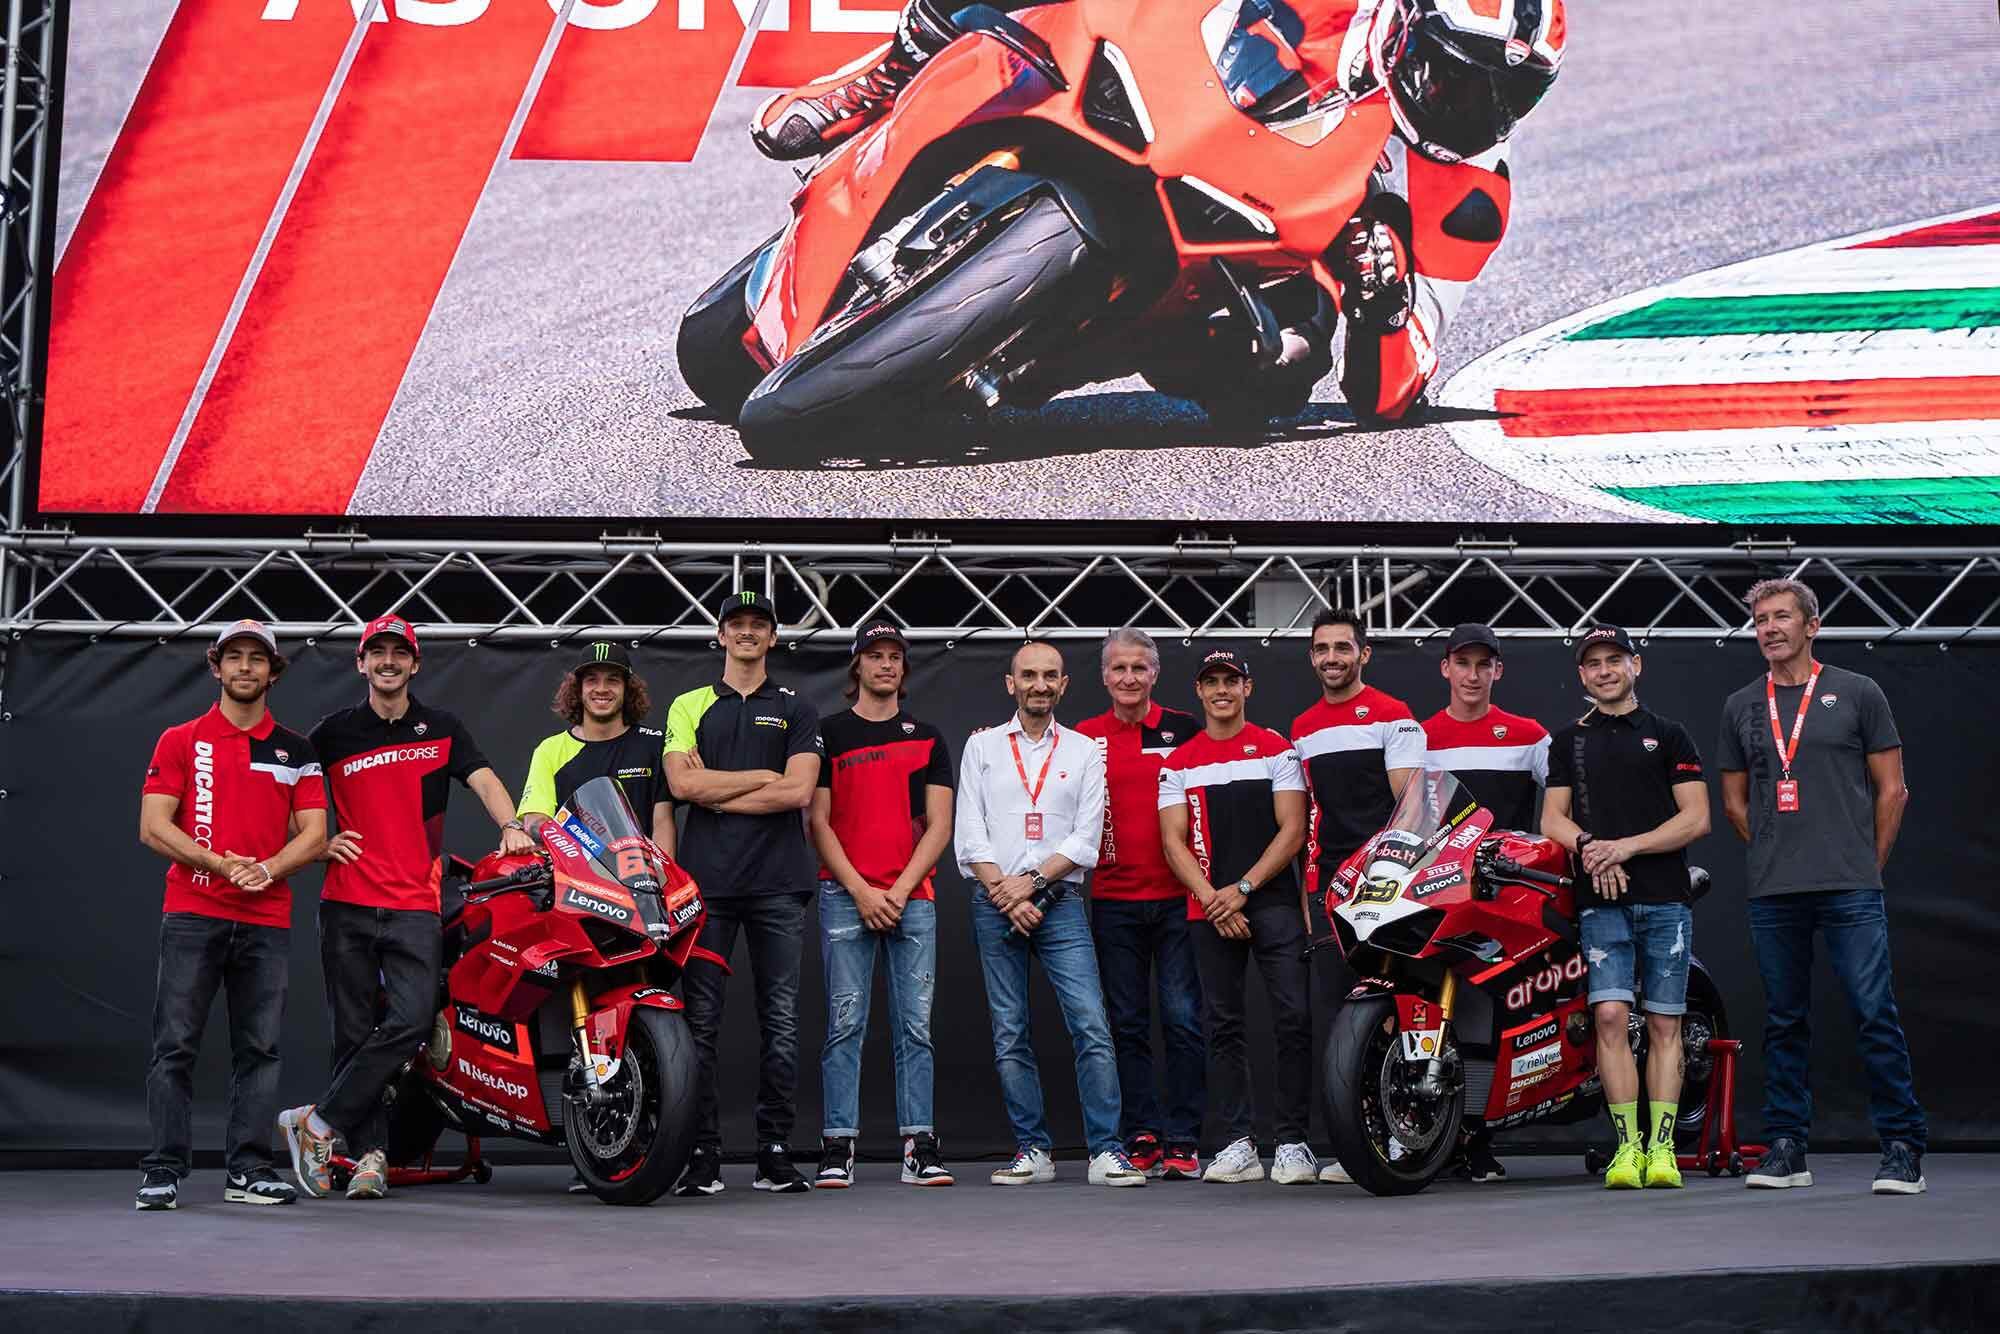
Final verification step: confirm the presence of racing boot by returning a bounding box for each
[750,0,961,161]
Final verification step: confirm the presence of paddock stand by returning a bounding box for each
[1580,1039,1767,1179]
[328,1133,491,1193]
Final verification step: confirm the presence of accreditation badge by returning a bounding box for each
[1775,779,1800,813]
[1024,812,1044,841]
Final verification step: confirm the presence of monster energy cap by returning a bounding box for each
[716,590,778,626]
[570,641,635,678]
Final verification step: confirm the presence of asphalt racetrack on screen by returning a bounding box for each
[54,0,2000,521]
[5,1157,1995,1332]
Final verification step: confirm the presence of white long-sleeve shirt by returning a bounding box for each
[955,713,1105,885]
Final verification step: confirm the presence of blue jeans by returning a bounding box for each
[1579,901,1693,1014]
[969,890,1123,1156]
[144,912,289,1177]
[1748,889,1926,1149]
[1090,897,1205,1144]
[818,883,937,1138]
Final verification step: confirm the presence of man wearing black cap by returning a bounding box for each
[136,620,328,1211]
[1419,623,1551,1184]
[1543,625,1711,1193]
[808,622,957,1188]
[1158,650,1312,1186]
[518,642,675,858]
[665,591,823,1196]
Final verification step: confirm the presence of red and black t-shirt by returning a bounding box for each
[1290,686,1428,894]
[1421,707,1550,833]
[309,696,490,914]
[816,708,954,900]
[1075,703,1201,902]
[1157,724,1307,920]
[144,705,326,928]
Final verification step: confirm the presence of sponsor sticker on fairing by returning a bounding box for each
[1510,1043,1563,1078]
[1400,1028,1446,1062]
[563,884,633,924]
[1511,1018,1559,1050]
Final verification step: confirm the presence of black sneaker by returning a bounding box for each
[1872,1140,1926,1196]
[1746,1136,1812,1189]
[135,1169,179,1211]
[224,1167,297,1206]
[567,1171,591,1195]
[754,1144,812,1194]
[901,1132,955,1186]
[1454,1132,1507,1183]
[816,1136,856,1189]
[673,1146,725,1198]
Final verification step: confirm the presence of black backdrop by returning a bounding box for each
[2,633,1994,1162]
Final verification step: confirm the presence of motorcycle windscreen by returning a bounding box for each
[556,776,672,937]
[1199,0,1344,132]
[1364,768,1481,885]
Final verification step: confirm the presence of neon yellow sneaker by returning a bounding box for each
[1604,1142,1644,1189]
[1644,1143,1683,1188]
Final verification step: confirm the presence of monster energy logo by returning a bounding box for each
[590,642,612,661]
[740,592,757,605]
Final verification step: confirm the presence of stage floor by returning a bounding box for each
[4,1154,1994,1332]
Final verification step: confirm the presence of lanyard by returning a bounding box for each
[1008,727,1059,808]
[1764,662,1821,780]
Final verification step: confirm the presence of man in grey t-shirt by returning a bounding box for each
[1716,578,1926,1197]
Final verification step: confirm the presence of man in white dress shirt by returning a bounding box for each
[956,641,1146,1188]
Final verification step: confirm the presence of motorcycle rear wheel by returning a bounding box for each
[736,195,1102,462]
[565,1007,698,1205]
[1323,996,1465,1196]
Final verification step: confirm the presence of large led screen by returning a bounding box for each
[41,0,2000,522]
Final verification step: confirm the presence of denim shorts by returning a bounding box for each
[1578,901,1693,1014]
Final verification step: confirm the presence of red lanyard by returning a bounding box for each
[1764,662,1821,780]
[1008,727,1058,807]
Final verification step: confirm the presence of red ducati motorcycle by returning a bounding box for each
[366,777,710,1205]
[679,0,1393,461]
[1318,769,1728,1196]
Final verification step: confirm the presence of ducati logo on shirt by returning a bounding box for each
[1162,731,1176,742]
[1355,706,1371,720]
[1492,726,1508,740]
[1244,743,1258,755]
[1820,694,1839,708]
[902,722,916,734]
[1642,738,1659,751]
[414,722,428,736]
[275,748,290,761]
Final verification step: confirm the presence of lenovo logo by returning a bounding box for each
[563,885,632,923]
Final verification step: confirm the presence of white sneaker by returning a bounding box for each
[1318,1158,1354,1184]
[1272,1142,1319,1185]
[1202,1136,1265,1183]
[990,1146,1056,1185]
[1087,1149,1148,1187]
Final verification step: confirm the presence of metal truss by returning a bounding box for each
[4,531,2000,647]
[0,0,55,535]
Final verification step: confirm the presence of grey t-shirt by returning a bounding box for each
[1715,663,1901,898]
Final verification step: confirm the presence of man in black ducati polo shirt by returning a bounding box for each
[665,592,823,1197]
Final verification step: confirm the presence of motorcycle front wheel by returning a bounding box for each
[565,1006,698,1205]
[1323,996,1465,1197]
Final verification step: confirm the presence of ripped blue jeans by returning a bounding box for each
[1579,901,1692,1015]
[819,882,937,1139]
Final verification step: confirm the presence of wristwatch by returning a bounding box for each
[1030,871,1049,894]
[1234,878,1254,896]
[503,818,526,833]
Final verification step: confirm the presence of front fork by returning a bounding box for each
[1413,970,1458,1099]
[570,977,621,1092]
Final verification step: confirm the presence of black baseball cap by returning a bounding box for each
[571,641,634,677]
[851,621,909,657]
[1194,648,1252,682]
[1574,624,1638,663]
[717,590,777,626]
[1444,622,1502,658]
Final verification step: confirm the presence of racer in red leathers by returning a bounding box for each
[748,0,1566,427]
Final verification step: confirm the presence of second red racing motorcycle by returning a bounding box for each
[1317,769,1730,1196]
[679,0,1395,462]
[360,777,712,1205]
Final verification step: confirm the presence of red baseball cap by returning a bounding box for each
[358,613,421,657]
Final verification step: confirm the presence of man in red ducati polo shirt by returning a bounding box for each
[1075,629,1205,1179]
[278,614,534,1201]
[136,620,329,1212]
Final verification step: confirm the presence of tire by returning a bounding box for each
[736,195,1103,460]
[677,234,779,422]
[565,1006,698,1206]
[383,1067,447,1169]
[1323,996,1464,1197]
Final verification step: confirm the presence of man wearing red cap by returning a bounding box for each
[278,613,534,1201]
[136,620,328,1212]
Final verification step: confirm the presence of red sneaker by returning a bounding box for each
[1160,1143,1201,1180]
[749,0,958,161]
[1125,1131,1164,1177]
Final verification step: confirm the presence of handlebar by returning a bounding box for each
[1484,854,1574,891]
[466,862,549,895]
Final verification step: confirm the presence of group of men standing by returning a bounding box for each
[134,578,1928,1209]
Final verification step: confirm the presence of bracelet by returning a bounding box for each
[257,862,274,884]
